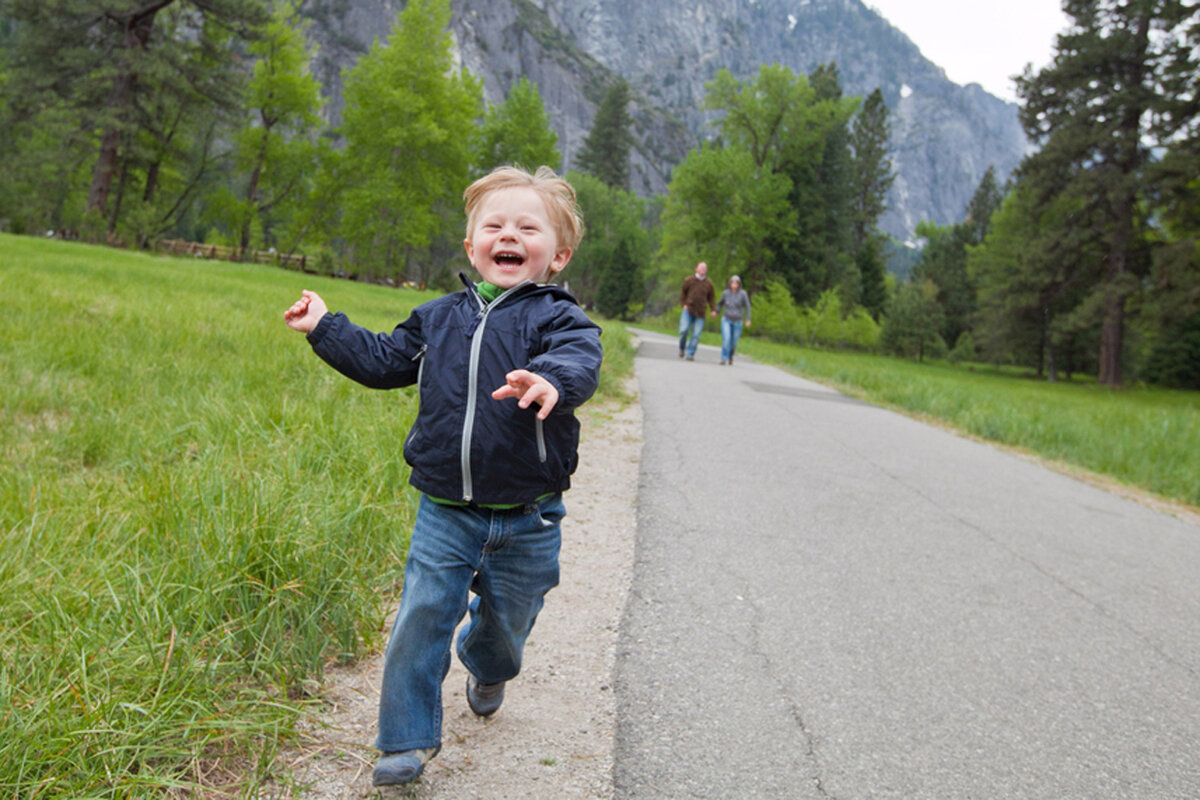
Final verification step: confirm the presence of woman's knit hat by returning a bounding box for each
[729,274,742,285]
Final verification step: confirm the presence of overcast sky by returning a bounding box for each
[864,0,1071,103]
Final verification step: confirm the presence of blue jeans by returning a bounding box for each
[678,309,706,357]
[376,493,564,753]
[721,318,744,362]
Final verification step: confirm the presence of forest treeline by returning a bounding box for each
[2,0,1198,388]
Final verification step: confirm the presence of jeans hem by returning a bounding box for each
[375,737,443,754]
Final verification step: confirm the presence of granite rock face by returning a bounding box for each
[299,0,1029,239]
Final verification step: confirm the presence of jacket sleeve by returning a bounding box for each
[526,305,603,413]
[305,309,424,390]
[706,281,716,312]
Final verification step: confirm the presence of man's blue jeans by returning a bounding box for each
[721,318,744,362]
[678,308,706,357]
[375,493,564,753]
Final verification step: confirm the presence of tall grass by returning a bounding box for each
[0,234,628,796]
[596,316,635,404]
[737,337,1200,508]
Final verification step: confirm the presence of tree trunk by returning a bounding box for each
[1046,334,1058,383]
[108,141,132,236]
[88,120,128,219]
[1096,11,1150,387]
[1097,287,1126,386]
[85,1,175,217]
[240,128,272,254]
[1098,197,1134,386]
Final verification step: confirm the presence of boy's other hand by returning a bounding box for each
[492,370,559,419]
[284,290,327,333]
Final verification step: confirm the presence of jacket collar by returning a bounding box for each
[458,272,578,310]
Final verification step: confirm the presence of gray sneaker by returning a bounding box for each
[373,746,440,786]
[466,675,506,717]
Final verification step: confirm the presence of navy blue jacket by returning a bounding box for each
[306,276,603,505]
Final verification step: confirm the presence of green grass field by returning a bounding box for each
[682,326,1199,508]
[0,234,631,797]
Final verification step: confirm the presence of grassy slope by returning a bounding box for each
[0,234,630,797]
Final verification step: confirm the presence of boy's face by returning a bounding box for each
[464,186,571,289]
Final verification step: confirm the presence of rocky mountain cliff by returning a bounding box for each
[299,0,1029,240]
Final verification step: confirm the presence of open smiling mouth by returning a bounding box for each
[493,251,525,267]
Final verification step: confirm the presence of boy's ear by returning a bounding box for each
[548,247,572,275]
[463,238,475,264]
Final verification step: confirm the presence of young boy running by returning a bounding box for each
[283,166,603,786]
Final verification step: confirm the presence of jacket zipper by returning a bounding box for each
[460,282,532,503]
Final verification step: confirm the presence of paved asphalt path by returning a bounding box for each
[613,328,1200,799]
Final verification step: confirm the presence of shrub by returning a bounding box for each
[948,331,978,364]
[1143,312,1200,389]
[752,280,802,342]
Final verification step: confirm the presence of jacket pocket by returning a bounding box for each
[403,345,428,452]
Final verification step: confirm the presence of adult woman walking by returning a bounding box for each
[717,275,751,365]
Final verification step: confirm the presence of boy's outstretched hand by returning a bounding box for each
[283,290,327,334]
[492,370,559,419]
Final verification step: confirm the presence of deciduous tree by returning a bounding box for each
[476,77,560,174]
[656,143,792,290]
[223,0,323,253]
[337,0,481,278]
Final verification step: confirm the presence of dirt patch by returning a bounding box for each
[266,385,642,799]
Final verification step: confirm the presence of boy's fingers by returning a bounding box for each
[492,371,557,417]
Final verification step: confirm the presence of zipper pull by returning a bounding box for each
[411,343,428,362]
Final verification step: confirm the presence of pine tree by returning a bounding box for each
[575,80,633,190]
[595,237,640,320]
[848,88,894,316]
[848,88,894,256]
[1015,0,1199,385]
[963,165,1004,245]
[760,63,858,305]
[912,220,973,347]
[967,187,1101,379]
[3,0,268,228]
[477,77,560,174]
[567,170,649,313]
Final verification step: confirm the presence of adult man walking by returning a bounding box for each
[678,261,716,360]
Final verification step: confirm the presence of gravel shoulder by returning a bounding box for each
[267,383,642,799]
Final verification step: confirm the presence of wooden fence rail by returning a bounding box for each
[157,239,308,271]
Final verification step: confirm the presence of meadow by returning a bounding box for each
[0,234,631,797]
[658,321,1200,509]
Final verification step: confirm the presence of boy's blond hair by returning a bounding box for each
[463,166,584,253]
